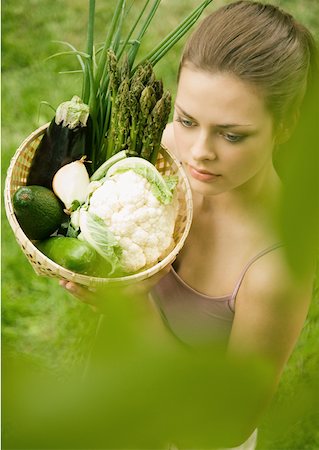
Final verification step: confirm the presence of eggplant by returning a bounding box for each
[27,96,92,189]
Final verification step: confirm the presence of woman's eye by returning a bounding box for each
[223,133,244,143]
[176,117,195,128]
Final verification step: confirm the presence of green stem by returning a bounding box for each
[111,0,127,52]
[135,0,162,41]
[52,41,86,71]
[149,18,198,66]
[83,0,95,103]
[86,0,95,56]
[98,2,126,99]
[137,0,213,67]
[117,0,153,60]
[127,0,161,66]
[95,0,126,86]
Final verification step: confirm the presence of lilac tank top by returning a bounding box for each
[150,243,282,348]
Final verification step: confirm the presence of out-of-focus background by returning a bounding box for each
[2,1,319,449]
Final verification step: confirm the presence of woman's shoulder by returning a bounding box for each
[240,246,313,310]
[229,246,313,369]
[233,246,314,348]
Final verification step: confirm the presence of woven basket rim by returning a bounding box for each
[4,124,193,285]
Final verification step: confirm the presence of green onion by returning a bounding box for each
[137,0,214,67]
[82,0,95,103]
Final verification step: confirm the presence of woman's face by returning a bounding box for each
[174,66,276,196]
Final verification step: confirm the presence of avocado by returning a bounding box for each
[13,185,65,240]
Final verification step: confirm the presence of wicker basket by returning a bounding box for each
[4,123,193,287]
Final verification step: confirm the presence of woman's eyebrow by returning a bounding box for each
[217,124,254,128]
[175,103,196,120]
[175,103,254,128]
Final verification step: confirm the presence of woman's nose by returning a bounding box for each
[191,131,217,161]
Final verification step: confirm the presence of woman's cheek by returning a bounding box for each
[226,150,269,185]
[173,124,188,161]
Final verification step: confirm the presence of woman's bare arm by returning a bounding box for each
[227,249,313,439]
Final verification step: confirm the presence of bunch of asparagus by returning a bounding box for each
[106,50,171,165]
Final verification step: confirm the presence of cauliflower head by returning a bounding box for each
[88,169,178,273]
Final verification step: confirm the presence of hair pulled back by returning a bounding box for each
[180,0,318,128]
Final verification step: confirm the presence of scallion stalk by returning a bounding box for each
[127,0,162,67]
[82,0,95,104]
[137,0,214,67]
[117,0,153,60]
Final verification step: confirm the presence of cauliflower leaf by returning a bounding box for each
[107,157,175,205]
[79,209,123,276]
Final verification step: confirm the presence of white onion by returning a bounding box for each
[52,159,90,210]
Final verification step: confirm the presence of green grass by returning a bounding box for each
[2,1,319,449]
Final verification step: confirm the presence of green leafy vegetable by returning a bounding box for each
[90,150,127,181]
[163,175,179,194]
[79,209,123,275]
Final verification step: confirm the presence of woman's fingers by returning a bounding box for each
[58,262,173,310]
[59,279,98,311]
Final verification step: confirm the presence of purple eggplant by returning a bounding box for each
[27,96,92,189]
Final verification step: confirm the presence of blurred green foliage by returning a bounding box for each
[3,291,318,449]
[2,1,319,449]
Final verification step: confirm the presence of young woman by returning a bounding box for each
[150,0,317,352]
[60,1,318,448]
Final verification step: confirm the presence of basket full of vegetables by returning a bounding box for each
[4,0,211,287]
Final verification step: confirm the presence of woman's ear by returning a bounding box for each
[275,112,300,145]
[276,126,291,145]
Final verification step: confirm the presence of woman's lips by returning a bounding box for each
[188,164,221,182]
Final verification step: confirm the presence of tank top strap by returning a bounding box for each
[229,243,283,310]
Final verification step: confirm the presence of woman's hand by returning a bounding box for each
[59,263,172,311]
[59,280,99,310]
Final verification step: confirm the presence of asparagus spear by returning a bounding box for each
[106,50,120,159]
[136,61,154,86]
[107,49,120,95]
[113,77,130,154]
[127,93,140,156]
[126,66,145,156]
[141,91,172,162]
[120,53,130,82]
[135,85,157,155]
[151,79,164,101]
